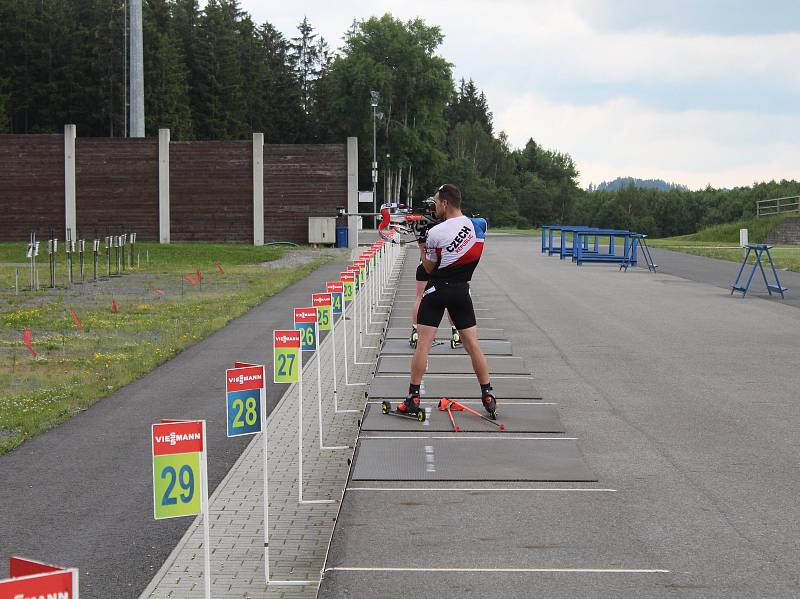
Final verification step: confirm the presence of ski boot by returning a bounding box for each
[409,325,418,349]
[450,325,461,349]
[481,390,497,420]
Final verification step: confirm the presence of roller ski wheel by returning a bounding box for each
[481,392,497,420]
[409,329,418,349]
[450,328,461,349]
[381,399,426,422]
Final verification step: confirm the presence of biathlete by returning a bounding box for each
[410,198,459,349]
[397,184,497,419]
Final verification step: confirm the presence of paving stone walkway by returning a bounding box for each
[140,252,401,598]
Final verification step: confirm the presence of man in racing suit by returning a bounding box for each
[397,184,496,418]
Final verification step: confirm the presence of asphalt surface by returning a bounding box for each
[318,235,800,598]
[0,260,346,598]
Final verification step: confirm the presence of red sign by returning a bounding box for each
[340,272,355,282]
[152,421,204,456]
[294,307,317,323]
[312,292,331,307]
[2,558,77,598]
[226,365,265,392]
[327,281,343,293]
[273,330,301,348]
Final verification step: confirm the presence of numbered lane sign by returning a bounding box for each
[225,364,265,437]
[312,292,332,331]
[355,260,367,284]
[341,272,355,301]
[326,282,344,315]
[273,330,300,383]
[347,265,361,289]
[1,557,79,599]
[152,420,204,520]
[294,307,318,351]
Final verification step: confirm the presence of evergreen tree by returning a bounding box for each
[143,0,192,138]
[0,77,8,133]
[257,23,304,142]
[192,0,247,139]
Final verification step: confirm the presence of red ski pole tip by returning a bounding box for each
[499,424,505,430]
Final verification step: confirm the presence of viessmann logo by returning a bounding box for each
[155,431,202,446]
[228,373,263,385]
[296,309,316,320]
[275,334,299,344]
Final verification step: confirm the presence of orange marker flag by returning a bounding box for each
[23,327,37,357]
[216,262,225,275]
[196,269,203,284]
[69,307,83,330]
[111,299,119,313]
[184,275,196,286]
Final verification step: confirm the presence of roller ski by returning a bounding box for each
[409,325,418,349]
[381,396,426,422]
[450,325,461,349]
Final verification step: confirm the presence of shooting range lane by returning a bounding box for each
[320,243,641,599]
[376,354,530,374]
[360,402,565,433]
[0,261,350,597]
[367,374,543,399]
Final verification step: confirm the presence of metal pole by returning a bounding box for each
[129,0,145,137]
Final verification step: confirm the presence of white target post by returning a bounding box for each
[312,292,350,449]
[326,280,363,407]
[339,270,367,384]
[293,309,336,505]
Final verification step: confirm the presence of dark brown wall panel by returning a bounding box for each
[170,141,252,242]
[264,144,347,244]
[0,134,64,241]
[76,138,159,240]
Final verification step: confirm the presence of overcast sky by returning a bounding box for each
[239,0,799,190]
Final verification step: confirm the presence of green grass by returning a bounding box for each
[649,216,800,272]
[0,243,332,453]
[489,226,541,236]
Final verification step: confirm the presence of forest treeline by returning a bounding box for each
[0,0,797,236]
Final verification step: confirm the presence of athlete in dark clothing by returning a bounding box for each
[398,184,496,418]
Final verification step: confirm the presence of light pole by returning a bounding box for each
[370,91,379,225]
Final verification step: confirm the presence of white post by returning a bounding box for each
[261,385,269,583]
[64,124,76,240]
[333,307,361,408]
[253,133,264,246]
[347,137,358,250]
[317,320,349,450]
[200,420,212,599]
[158,128,170,244]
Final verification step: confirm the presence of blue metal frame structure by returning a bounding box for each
[730,244,789,299]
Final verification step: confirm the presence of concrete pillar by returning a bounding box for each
[64,124,76,239]
[347,137,358,250]
[129,0,145,137]
[253,132,264,246]
[158,128,170,243]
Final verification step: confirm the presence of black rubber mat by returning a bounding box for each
[387,316,497,328]
[361,402,564,432]
[352,438,596,481]
[383,327,506,340]
[380,338,509,354]
[376,355,529,375]
[368,375,541,399]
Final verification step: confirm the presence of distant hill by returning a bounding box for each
[588,177,689,192]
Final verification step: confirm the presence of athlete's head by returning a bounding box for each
[433,184,461,218]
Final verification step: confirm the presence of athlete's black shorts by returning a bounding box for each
[417,279,475,330]
[415,263,429,282]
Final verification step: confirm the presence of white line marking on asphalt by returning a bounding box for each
[346,487,617,492]
[325,567,669,574]
[360,436,577,440]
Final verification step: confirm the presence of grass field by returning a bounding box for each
[0,242,334,453]
[648,216,800,272]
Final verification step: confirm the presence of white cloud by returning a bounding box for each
[495,93,800,189]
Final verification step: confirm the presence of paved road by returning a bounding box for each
[0,261,346,597]
[320,234,800,598]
